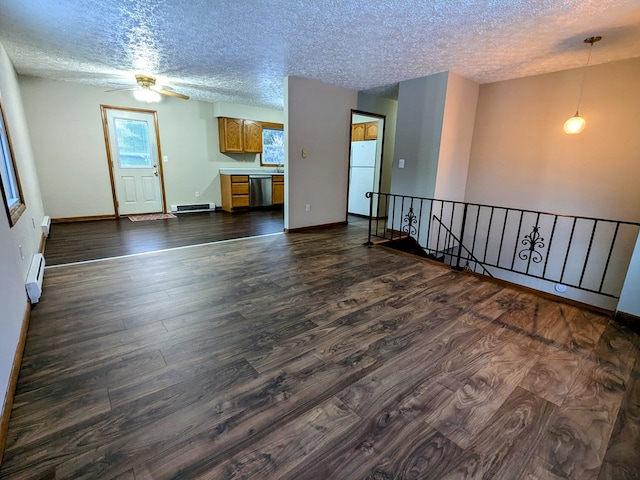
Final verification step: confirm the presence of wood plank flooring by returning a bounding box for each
[2,217,639,479]
[44,209,284,265]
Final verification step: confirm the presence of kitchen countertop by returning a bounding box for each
[219,168,284,175]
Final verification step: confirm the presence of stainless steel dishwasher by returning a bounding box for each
[249,175,272,207]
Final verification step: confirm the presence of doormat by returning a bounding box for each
[128,213,177,222]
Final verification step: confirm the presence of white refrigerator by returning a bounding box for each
[348,140,377,215]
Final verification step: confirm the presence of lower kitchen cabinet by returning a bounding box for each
[220,174,250,212]
[221,173,284,212]
[272,175,284,205]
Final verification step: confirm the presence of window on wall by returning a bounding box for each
[113,118,152,168]
[0,98,25,226]
[260,122,284,167]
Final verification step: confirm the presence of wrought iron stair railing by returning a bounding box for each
[365,192,640,302]
[430,215,493,277]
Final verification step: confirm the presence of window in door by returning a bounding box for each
[113,118,153,168]
[0,98,25,226]
[260,122,284,166]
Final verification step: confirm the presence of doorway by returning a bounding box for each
[101,106,166,216]
[348,110,385,217]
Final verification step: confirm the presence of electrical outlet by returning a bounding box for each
[19,244,24,260]
[399,158,405,168]
[195,191,200,197]
[305,204,311,212]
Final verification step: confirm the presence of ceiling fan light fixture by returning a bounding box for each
[133,88,161,103]
[563,35,601,135]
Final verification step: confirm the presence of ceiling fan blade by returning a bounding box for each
[156,88,189,100]
[105,87,138,92]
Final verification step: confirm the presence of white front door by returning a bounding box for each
[104,108,164,215]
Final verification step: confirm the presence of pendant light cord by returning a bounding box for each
[575,42,595,114]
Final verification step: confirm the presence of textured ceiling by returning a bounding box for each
[0,0,639,108]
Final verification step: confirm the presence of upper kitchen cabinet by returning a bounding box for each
[364,121,378,140]
[218,117,244,152]
[352,122,378,141]
[352,123,365,141]
[218,117,263,153]
[243,120,263,153]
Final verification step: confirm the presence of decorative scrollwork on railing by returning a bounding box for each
[402,207,418,236]
[518,226,545,263]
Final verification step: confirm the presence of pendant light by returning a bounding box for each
[563,36,601,134]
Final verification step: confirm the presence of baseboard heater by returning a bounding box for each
[25,253,45,304]
[41,215,51,237]
[170,203,216,214]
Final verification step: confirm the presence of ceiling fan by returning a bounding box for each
[109,74,189,102]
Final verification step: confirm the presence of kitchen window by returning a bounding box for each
[260,122,284,167]
[0,97,25,226]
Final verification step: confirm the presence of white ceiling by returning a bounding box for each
[1,1,639,109]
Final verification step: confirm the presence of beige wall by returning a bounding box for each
[434,72,479,201]
[19,77,283,218]
[466,57,640,222]
[464,58,640,310]
[285,76,357,229]
[0,42,45,426]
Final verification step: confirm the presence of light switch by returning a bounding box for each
[399,158,405,168]
[163,155,168,163]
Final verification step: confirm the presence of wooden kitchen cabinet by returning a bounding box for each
[351,123,365,141]
[352,121,378,141]
[272,175,284,205]
[364,121,378,140]
[218,117,263,153]
[243,120,263,153]
[220,174,250,212]
[218,118,244,153]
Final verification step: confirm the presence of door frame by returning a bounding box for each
[100,104,167,216]
[347,109,386,220]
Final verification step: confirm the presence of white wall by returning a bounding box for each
[18,77,283,218]
[285,77,357,230]
[434,72,479,201]
[0,42,45,427]
[213,102,282,123]
[466,57,640,222]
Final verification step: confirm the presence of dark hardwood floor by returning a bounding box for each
[44,208,285,265]
[2,216,639,479]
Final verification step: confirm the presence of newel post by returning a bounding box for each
[365,192,373,246]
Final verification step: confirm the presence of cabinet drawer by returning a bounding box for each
[272,176,284,184]
[231,175,249,183]
[232,195,249,207]
[231,183,249,195]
